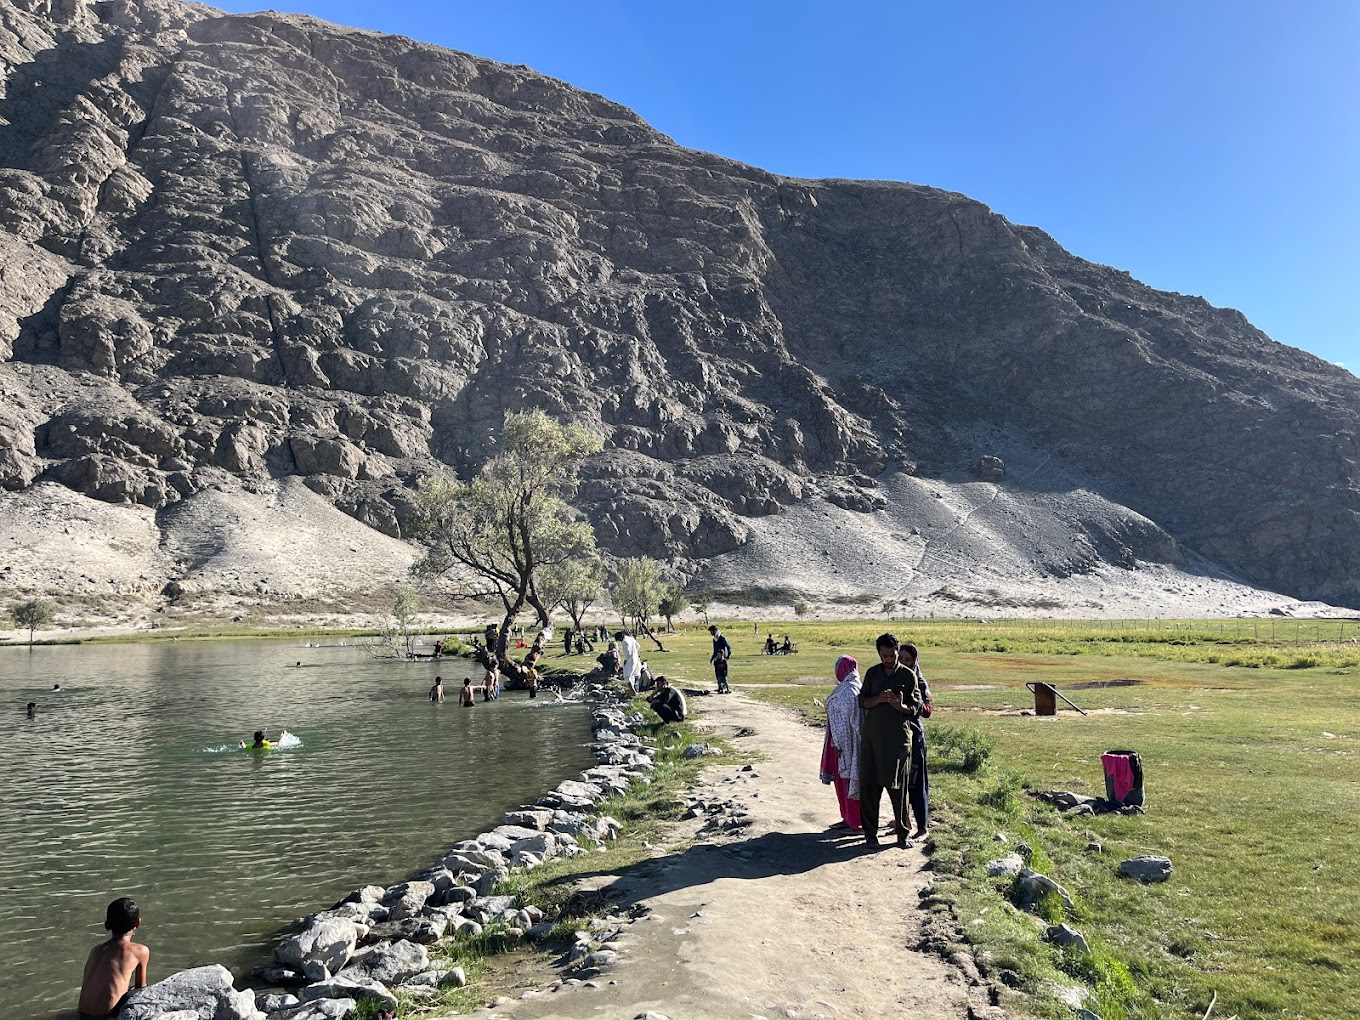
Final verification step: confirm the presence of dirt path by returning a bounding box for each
[483,692,1004,1020]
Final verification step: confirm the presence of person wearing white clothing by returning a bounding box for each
[615,630,642,692]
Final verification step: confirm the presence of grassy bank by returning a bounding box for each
[635,620,1359,1020]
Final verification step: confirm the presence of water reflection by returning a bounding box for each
[0,639,593,1019]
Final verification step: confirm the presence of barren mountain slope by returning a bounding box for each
[1,0,1357,618]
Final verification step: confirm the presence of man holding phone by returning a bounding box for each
[858,632,922,849]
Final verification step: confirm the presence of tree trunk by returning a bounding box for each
[525,588,551,629]
[638,618,667,652]
[497,588,527,661]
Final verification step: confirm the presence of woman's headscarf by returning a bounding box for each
[835,654,858,683]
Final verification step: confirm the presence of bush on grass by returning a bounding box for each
[933,724,995,772]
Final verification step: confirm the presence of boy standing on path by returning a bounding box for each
[709,625,733,693]
[79,897,148,1019]
[858,633,922,849]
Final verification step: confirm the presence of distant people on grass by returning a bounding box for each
[79,896,148,1019]
[647,676,686,724]
[764,633,776,655]
[429,676,444,703]
[563,627,573,655]
[901,642,931,837]
[781,635,794,655]
[708,624,733,693]
[461,678,476,707]
[821,655,863,831]
[616,630,642,693]
[858,632,923,849]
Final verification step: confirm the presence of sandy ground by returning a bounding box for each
[474,692,1001,1020]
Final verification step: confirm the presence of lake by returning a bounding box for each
[0,638,594,1020]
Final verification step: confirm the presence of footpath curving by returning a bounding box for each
[114,684,652,1020]
[468,691,1009,1020]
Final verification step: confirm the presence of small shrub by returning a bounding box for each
[978,768,1023,812]
[932,724,995,772]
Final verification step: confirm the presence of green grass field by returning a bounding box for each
[611,619,1360,1020]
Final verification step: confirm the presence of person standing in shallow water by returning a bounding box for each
[858,632,922,848]
[460,678,476,707]
[429,676,444,702]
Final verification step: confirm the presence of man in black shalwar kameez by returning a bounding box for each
[859,633,922,848]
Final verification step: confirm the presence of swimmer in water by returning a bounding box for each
[27,702,37,719]
[52,683,63,692]
[239,730,271,750]
[460,678,475,707]
[429,676,444,702]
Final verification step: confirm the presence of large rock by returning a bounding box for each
[340,939,429,985]
[1118,855,1173,883]
[274,917,360,975]
[300,977,397,1011]
[116,965,259,1020]
[381,880,435,920]
[1012,869,1075,912]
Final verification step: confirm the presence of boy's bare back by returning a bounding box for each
[78,936,148,1018]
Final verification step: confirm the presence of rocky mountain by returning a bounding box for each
[2,0,1358,620]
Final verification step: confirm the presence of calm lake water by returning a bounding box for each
[0,638,594,1020]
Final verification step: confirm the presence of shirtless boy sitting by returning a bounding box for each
[79,897,149,1019]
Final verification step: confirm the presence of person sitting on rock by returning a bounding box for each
[596,642,621,676]
[78,897,148,1020]
[647,676,687,724]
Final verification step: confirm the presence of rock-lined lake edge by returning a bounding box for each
[113,682,654,1020]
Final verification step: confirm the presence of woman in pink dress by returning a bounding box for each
[820,654,863,830]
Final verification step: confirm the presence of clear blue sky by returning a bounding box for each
[213,0,1359,370]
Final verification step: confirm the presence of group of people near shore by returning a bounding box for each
[821,633,931,847]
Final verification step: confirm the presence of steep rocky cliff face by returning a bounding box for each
[2,0,1358,611]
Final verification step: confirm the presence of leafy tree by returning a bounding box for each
[611,556,668,651]
[793,600,810,617]
[390,587,421,656]
[11,599,55,648]
[412,409,601,660]
[882,600,896,618]
[690,593,711,626]
[538,554,604,633]
[658,584,687,633]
